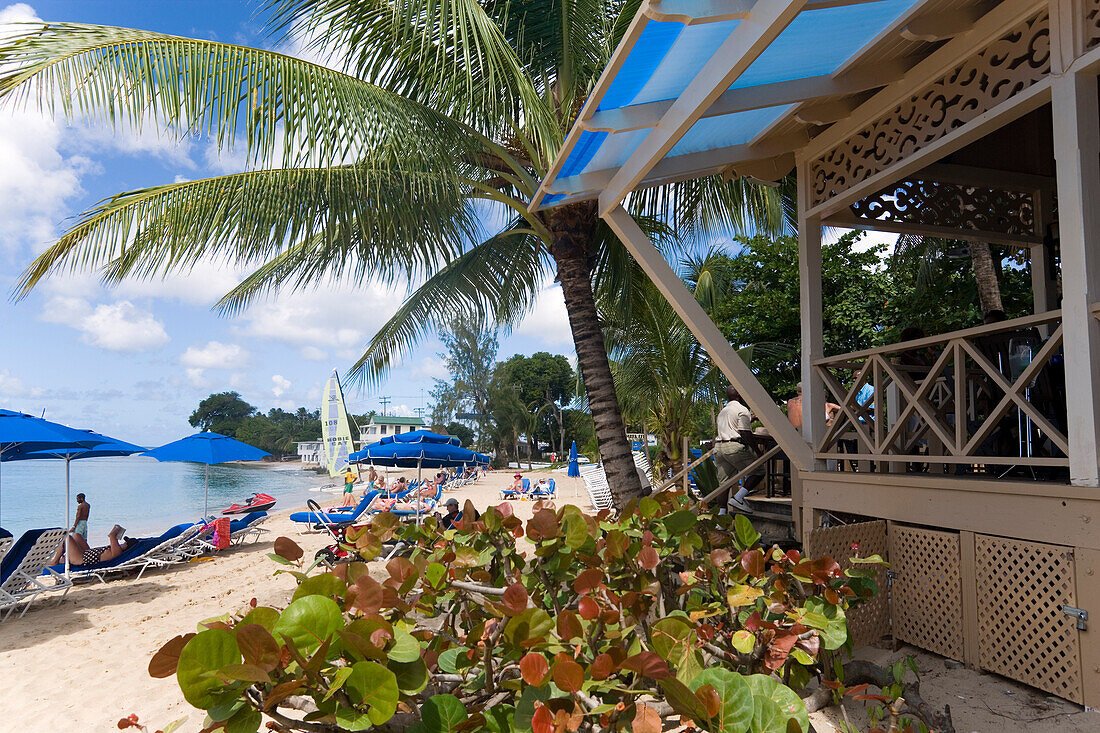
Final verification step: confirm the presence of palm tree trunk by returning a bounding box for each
[548,204,644,507]
[969,242,1003,316]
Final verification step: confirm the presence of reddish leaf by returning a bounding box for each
[573,568,603,594]
[502,582,529,616]
[740,549,765,577]
[578,596,599,620]
[521,653,550,686]
[638,546,659,570]
[148,634,195,678]
[236,624,280,671]
[709,549,732,567]
[386,557,417,590]
[590,653,615,680]
[557,610,583,640]
[852,694,893,702]
[552,658,585,693]
[796,634,821,658]
[527,509,561,541]
[696,684,721,718]
[531,704,554,733]
[825,588,840,605]
[273,536,303,562]
[621,651,670,680]
[347,575,384,615]
[599,608,621,625]
[764,631,799,671]
[632,704,662,733]
[786,549,802,564]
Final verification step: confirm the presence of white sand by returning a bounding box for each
[0,468,585,732]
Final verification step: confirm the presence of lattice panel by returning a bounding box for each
[807,521,890,647]
[848,178,1036,238]
[810,10,1051,207]
[1087,0,1100,51]
[890,524,964,660]
[975,535,1082,702]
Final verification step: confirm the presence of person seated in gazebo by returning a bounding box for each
[52,524,134,566]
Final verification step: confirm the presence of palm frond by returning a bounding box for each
[14,165,476,299]
[0,22,473,169]
[349,222,554,387]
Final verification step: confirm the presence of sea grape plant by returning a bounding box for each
[149,490,885,732]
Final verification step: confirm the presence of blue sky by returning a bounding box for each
[0,1,579,444]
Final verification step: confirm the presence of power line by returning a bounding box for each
[379,396,391,416]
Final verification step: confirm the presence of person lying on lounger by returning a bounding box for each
[52,524,134,566]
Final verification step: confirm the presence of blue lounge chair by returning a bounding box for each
[387,483,443,517]
[48,522,202,583]
[531,478,556,499]
[2,528,71,620]
[290,490,381,527]
[501,478,531,500]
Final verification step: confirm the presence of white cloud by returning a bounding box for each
[113,259,243,306]
[301,346,328,361]
[0,369,44,399]
[239,283,400,351]
[411,355,448,381]
[39,296,170,351]
[272,374,291,397]
[390,404,414,417]
[180,340,250,369]
[515,284,574,348]
[185,368,209,388]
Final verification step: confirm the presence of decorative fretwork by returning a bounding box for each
[806,521,890,647]
[975,535,1082,702]
[890,524,963,660]
[1087,0,1100,50]
[812,312,1068,472]
[845,178,1037,242]
[810,10,1051,207]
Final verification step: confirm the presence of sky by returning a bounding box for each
[0,1,579,444]
[0,1,892,446]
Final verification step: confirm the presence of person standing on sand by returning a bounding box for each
[50,493,92,565]
[340,468,359,507]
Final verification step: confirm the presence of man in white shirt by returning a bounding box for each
[715,385,763,514]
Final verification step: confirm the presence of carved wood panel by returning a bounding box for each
[811,10,1052,207]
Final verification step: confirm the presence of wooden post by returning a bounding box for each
[683,436,691,496]
[1052,70,1100,486]
[798,162,826,470]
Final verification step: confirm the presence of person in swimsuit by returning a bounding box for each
[50,493,92,565]
[341,468,359,507]
[55,524,134,567]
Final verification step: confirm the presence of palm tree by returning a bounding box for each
[1,0,786,507]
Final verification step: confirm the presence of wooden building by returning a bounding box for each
[533,0,1100,708]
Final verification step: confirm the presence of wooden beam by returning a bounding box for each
[793,97,862,125]
[901,7,985,42]
[603,205,814,470]
[599,0,808,215]
[823,210,1043,247]
[798,161,826,469]
[644,0,887,24]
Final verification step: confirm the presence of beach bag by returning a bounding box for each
[212,517,232,550]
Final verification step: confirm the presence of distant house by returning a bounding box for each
[296,441,323,465]
[356,415,426,447]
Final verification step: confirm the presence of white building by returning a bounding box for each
[356,415,426,448]
[296,441,323,466]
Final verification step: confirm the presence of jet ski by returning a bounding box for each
[222,493,277,515]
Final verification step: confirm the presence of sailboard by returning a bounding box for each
[320,370,354,477]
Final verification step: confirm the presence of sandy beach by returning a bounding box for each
[0,468,584,732]
[1,467,1095,733]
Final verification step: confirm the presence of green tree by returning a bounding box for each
[714,232,892,399]
[188,392,255,437]
[4,0,787,507]
[443,421,475,448]
[494,352,574,455]
[430,315,498,448]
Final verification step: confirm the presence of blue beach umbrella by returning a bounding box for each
[142,432,270,516]
[568,441,580,477]
[0,409,109,526]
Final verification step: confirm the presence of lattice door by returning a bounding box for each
[889,524,964,660]
[975,535,1082,703]
[807,521,890,646]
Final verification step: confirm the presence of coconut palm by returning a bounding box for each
[1,0,786,507]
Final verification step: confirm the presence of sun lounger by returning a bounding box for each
[581,465,614,511]
[531,478,556,499]
[289,491,381,529]
[228,512,269,545]
[1,528,71,620]
[500,477,531,500]
[0,537,12,567]
[51,522,204,583]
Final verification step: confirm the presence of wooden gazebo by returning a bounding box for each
[534,0,1100,707]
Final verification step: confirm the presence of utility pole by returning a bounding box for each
[413,407,425,420]
[379,396,391,416]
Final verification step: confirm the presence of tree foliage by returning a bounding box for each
[149,491,887,732]
[189,392,256,437]
[189,394,321,456]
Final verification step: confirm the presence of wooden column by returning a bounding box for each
[1052,70,1100,486]
[798,160,826,468]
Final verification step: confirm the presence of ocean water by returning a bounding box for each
[0,456,329,542]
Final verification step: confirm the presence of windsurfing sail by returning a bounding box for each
[321,370,354,477]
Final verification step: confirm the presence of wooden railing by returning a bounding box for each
[812,311,1068,473]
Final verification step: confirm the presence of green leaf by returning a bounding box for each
[387,629,423,663]
[744,675,809,733]
[562,511,588,550]
[803,598,848,650]
[732,630,756,654]
[639,497,661,518]
[663,510,697,535]
[225,706,262,733]
[426,562,447,588]
[503,608,553,649]
[690,669,753,733]
[651,616,703,683]
[345,661,400,726]
[390,657,431,694]
[421,694,468,733]
[176,629,243,710]
[323,667,355,702]
[292,573,347,601]
[239,606,279,630]
[751,695,789,733]
[437,648,462,674]
[514,685,551,732]
[734,514,761,549]
[272,596,344,655]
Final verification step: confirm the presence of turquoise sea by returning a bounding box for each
[0,456,328,542]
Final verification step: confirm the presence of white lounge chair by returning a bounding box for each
[63,523,206,583]
[580,464,614,511]
[0,537,12,567]
[0,528,71,620]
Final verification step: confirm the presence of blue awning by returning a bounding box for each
[533,0,930,210]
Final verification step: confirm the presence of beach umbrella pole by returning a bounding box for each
[65,455,71,577]
[205,464,210,518]
[416,456,422,526]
